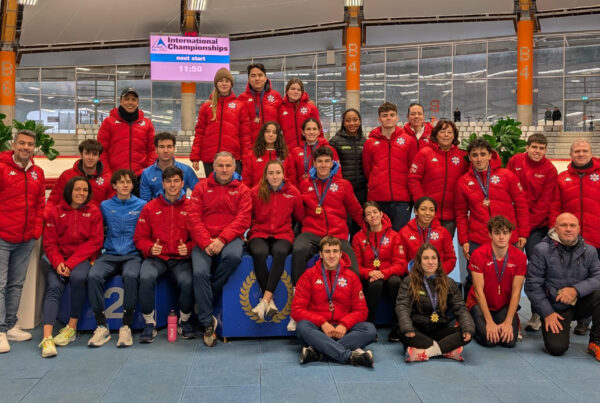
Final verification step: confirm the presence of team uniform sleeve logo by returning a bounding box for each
[410,163,418,174]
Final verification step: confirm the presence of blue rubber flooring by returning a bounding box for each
[2,303,598,403]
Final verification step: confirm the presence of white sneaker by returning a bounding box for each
[251,298,268,320]
[116,325,132,348]
[7,325,32,341]
[87,326,111,347]
[0,332,10,353]
[525,313,542,332]
[287,318,297,332]
[266,299,279,318]
[39,336,56,358]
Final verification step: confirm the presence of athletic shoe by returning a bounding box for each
[574,321,590,336]
[116,325,133,348]
[349,348,374,367]
[39,337,57,358]
[139,324,157,344]
[6,325,32,341]
[405,347,429,362]
[388,326,402,343]
[87,326,111,347]
[179,320,197,339]
[266,299,279,318]
[251,298,268,320]
[299,346,322,364]
[524,313,542,332]
[517,329,523,342]
[0,332,9,353]
[587,341,600,361]
[442,346,464,361]
[287,318,297,332]
[53,326,76,346]
[203,316,218,347]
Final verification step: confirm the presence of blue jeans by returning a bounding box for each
[295,320,377,363]
[139,258,194,316]
[0,238,35,332]
[378,201,412,231]
[192,238,243,327]
[41,257,91,326]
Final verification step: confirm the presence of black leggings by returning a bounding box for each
[470,304,518,348]
[400,325,467,354]
[248,238,292,294]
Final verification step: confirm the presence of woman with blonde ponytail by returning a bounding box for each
[190,68,250,176]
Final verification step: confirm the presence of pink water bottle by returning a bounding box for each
[167,310,178,342]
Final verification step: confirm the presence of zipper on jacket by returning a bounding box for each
[294,104,300,147]
[217,98,224,152]
[23,170,29,242]
[388,140,394,201]
[128,123,133,170]
[579,173,584,234]
[170,203,174,257]
[440,151,448,219]
[353,137,358,185]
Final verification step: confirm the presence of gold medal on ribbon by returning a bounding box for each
[373,258,381,268]
[254,117,261,124]
[483,198,490,207]
[430,312,439,323]
[315,206,323,215]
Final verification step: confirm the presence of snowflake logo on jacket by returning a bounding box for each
[451,156,460,165]
[267,94,275,103]
[491,175,500,185]
[430,231,439,241]
[337,277,347,287]
[30,171,38,181]
[300,107,308,115]
[330,183,339,192]
[228,102,237,109]
[96,177,105,185]
[381,236,390,245]
[590,173,600,182]
[410,163,418,174]
[396,137,406,146]
[139,120,146,127]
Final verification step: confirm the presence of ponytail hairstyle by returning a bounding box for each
[253,121,288,159]
[408,243,450,314]
[258,159,285,203]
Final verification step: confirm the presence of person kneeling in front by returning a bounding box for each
[396,243,474,362]
[291,236,376,367]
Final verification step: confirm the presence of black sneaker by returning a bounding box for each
[203,316,218,347]
[388,326,402,342]
[179,320,197,339]
[299,346,322,364]
[349,348,374,367]
[139,324,157,343]
[574,321,590,336]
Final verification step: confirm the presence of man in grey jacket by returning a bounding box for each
[525,213,600,359]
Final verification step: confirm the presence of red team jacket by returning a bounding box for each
[43,200,104,270]
[191,92,251,163]
[291,253,368,329]
[408,143,469,221]
[187,173,252,250]
[278,92,322,149]
[400,122,433,150]
[248,182,304,244]
[97,108,156,176]
[0,151,45,243]
[466,243,527,311]
[242,149,296,188]
[351,214,407,280]
[455,154,530,245]
[299,164,363,240]
[363,126,418,202]
[507,152,557,229]
[45,159,113,218]
[238,81,283,144]
[134,194,194,260]
[398,218,457,274]
[290,138,341,184]
[549,158,600,248]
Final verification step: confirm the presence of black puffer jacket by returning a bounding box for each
[329,130,367,194]
[396,275,475,335]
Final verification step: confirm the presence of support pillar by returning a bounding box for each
[517,12,534,126]
[345,6,362,111]
[0,50,15,123]
[181,82,196,131]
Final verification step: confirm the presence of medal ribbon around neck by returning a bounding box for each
[321,263,341,312]
[423,278,439,320]
[417,224,432,244]
[369,229,389,268]
[303,142,318,175]
[312,177,332,210]
[492,249,509,293]
[473,165,491,200]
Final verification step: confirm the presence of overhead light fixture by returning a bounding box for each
[187,0,207,11]
[344,0,362,6]
[18,0,38,5]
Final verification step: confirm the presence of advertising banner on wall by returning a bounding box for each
[150,35,230,81]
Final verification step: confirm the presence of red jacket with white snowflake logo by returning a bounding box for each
[278,91,323,149]
[241,149,296,188]
[291,253,368,329]
[400,122,433,150]
[238,80,283,144]
[290,137,341,184]
[398,218,457,274]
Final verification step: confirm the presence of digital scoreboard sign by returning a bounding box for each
[150,35,230,82]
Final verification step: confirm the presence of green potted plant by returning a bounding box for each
[459,117,527,167]
[8,117,60,160]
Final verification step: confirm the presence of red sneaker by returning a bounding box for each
[442,346,464,361]
[405,346,429,362]
[587,341,600,362]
